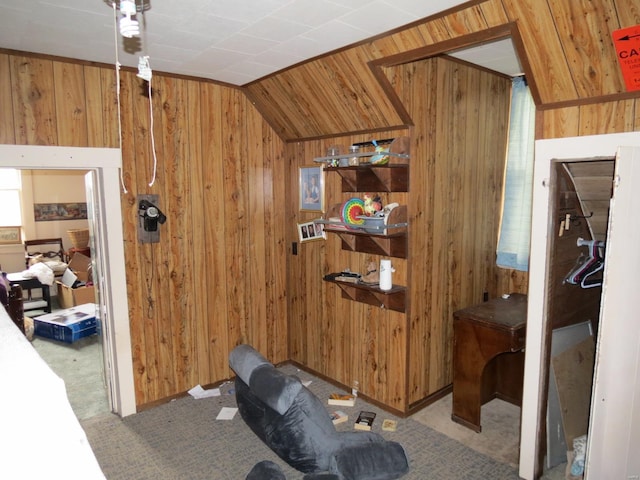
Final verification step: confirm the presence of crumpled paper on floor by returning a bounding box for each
[188,384,220,399]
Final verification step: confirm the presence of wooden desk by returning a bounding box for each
[451,294,527,432]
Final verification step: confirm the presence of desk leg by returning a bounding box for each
[451,321,514,432]
[452,357,485,432]
[42,284,51,313]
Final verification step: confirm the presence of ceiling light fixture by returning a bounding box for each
[119,0,139,38]
[107,0,158,188]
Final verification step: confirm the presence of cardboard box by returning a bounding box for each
[57,252,94,309]
[34,303,97,343]
[56,281,96,309]
[64,252,92,284]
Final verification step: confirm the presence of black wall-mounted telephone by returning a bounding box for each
[138,199,167,232]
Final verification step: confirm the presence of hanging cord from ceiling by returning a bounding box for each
[144,241,156,317]
[136,7,158,188]
[146,74,158,188]
[111,1,128,194]
[110,0,158,190]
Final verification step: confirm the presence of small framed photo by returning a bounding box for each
[298,221,326,243]
[299,166,324,212]
[0,226,21,245]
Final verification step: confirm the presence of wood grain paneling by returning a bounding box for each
[248,0,639,141]
[2,0,640,412]
[52,62,88,146]
[286,58,513,413]
[0,53,16,144]
[10,55,57,145]
[547,0,624,97]
[0,51,288,408]
[121,77,289,405]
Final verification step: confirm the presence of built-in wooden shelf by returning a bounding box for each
[317,204,408,258]
[317,136,410,312]
[324,164,409,192]
[323,228,408,258]
[324,278,407,313]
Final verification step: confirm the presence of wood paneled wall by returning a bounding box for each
[287,130,410,412]
[287,57,513,413]
[395,58,513,406]
[0,51,288,407]
[118,71,289,406]
[2,0,639,411]
[248,0,640,142]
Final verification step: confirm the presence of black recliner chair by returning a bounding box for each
[229,344,409,480]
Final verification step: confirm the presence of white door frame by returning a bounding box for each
[585,145,640,478]
[0,144,136,417]
[519,132,640,479]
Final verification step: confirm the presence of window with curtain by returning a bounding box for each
[496,76,535,271]
[0,169,23,227]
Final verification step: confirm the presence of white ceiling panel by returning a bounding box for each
[0,0,520,86]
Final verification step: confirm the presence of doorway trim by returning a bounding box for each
[0,144,136,417]
[519,132,640,479]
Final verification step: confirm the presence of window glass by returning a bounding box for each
[0,169,22,226]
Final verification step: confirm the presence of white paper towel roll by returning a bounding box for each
[379,259,394,291]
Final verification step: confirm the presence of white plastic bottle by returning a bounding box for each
[379,259,394,291]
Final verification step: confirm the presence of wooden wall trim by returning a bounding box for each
[370,23,515,68]
[537,90,640,111]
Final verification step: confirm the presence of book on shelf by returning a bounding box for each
[381,419,397,432]
[328,393,356,406]
[354,410,376,431]
[334,275,361,284]
[330,410,349,425]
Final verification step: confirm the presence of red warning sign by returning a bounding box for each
[613,25,640,92]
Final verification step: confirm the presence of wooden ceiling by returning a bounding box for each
[564,160,615,242]
[246,0,640,142]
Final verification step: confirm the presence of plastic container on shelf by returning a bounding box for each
[348,145,360,166]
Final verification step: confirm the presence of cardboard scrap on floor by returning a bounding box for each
[551,336,596,447]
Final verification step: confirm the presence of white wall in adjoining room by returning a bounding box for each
[22,170,90,251]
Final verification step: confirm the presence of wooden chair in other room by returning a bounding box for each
[24,238,67,268]
[21,238,68,313]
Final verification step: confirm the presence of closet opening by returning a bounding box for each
[540,157,614,474]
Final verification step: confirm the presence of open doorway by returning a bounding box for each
[0,144,136,417]
[14,168,109,419]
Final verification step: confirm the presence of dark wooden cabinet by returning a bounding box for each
[451,293,527,432]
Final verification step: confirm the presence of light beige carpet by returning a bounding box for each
[411,394,521,467]
[410,393,568,479]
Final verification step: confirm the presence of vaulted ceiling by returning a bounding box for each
[246,0,640,141]
[1,1,637,142]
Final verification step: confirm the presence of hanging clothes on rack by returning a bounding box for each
[564,237,606,289]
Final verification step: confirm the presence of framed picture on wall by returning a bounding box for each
[299,166,324,212]
[0,226,21,245]
[297,221,326,243]
[33,202,88,221]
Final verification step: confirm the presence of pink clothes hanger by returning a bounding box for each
[564,237,606,289]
